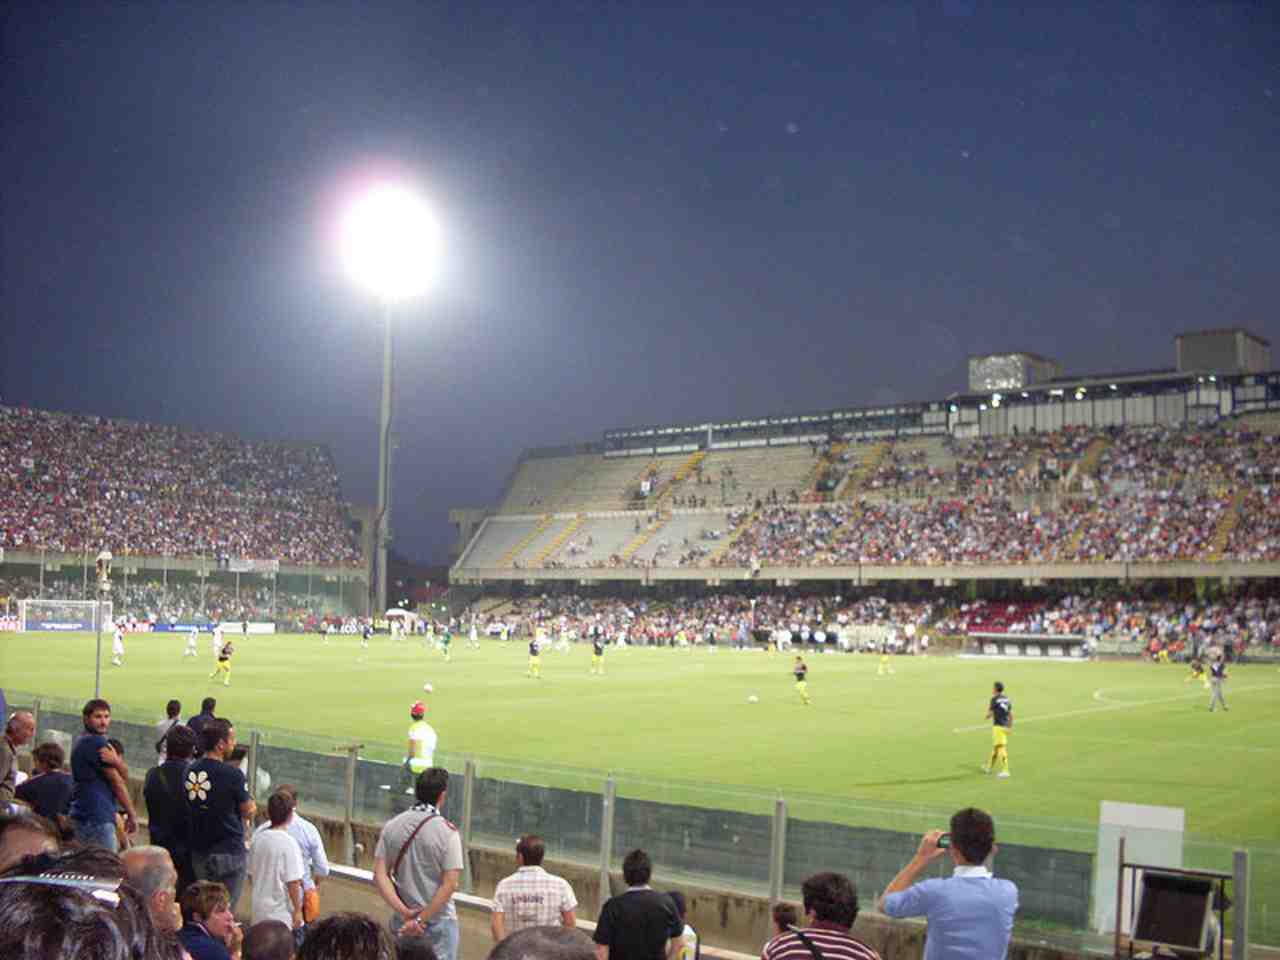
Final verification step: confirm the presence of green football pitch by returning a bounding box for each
[3,630,1277,845]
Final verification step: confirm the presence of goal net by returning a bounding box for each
[18,599,113,633]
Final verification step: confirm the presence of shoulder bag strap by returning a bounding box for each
[391,812,438,900]
[790,929,824,960]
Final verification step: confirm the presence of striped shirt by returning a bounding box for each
[762,921,882,960]
[492,865,578,933]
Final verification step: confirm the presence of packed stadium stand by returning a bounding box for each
[456,407,1280,574]
[0,405,362,565]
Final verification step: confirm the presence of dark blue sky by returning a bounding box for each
[3,2,1278,562]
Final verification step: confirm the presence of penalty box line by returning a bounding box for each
[950,683,1280,734]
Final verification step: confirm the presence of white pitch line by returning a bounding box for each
[951,683,1280,733]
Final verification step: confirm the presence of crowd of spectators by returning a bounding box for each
[0,574,355,624]
[496,590,946,644]
[0,405,361,565]
[959,586,1280,650]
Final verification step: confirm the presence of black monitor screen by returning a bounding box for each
[1134,872,1213,950]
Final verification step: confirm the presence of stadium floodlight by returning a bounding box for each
[337,180,442,616]
[338,182,442,302]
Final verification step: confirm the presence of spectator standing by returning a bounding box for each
[761,872,880,960]
[146,724,198,895]
[372,767,463,960]
[1,711,35,811]
[188,698,218,739]
[593,849,684,960]
[68,699,137,851]
[247,793,304,934]
[14,742,73,820]
[122,844,183,934]
[251,784,330,925]
[666,891,698,960]
[879,808,1018,960]
[187,718,256,911]
[156,699,183,763]
[491,834,579,941]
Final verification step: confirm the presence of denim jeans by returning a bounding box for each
[391,913,458,960]
[192,850,248,912]
[72,818,118,853]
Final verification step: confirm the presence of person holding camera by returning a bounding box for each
[878,807,1018,960]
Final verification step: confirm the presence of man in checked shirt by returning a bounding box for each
[491,834,579,941]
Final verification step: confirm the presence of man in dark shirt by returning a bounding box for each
[68,698,137,851]
[145,723,198,895]
[983,682,1013,779]
[15,742,73,820]
[187,717,256,911]
[187,697,218,739]
[594,849,683,960]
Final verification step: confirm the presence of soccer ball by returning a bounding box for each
[747,694,759,703]
[422,682,434,693]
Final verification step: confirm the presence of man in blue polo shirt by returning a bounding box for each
[69,698,137,851]
[878,807,1018,960]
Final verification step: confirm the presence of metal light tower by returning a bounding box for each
[338,181,441,616]
[94,549,113,698]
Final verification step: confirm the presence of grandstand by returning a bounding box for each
[453,358,1280,583]
[0,404,368,624]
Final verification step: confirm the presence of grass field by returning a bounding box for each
[3,629,1277,846]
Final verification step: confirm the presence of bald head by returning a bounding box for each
[5,711,34,747]
[121,845,180,932]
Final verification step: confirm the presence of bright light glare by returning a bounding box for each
[338,183,441,302]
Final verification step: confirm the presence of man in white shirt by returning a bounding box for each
[248,792,305,933]
[184,628,199,657]
[491,834,578,941]
[111,625,126,666]
[252,784,330,924]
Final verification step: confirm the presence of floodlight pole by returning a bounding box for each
[375,300,394,618]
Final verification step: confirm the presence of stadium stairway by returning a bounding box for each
[499,515,555,567]
[803,442,846,501]
[1206,489,1247,562]
[652,450,707,507]
[532,515,587,566]
[619,513,669,562]
[703,507,760,566]
[836,442,891,500]
[1067,435,1112,490]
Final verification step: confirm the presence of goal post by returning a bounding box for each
[18,599,113,633]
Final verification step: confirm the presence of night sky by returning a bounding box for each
[3,2,1279,563]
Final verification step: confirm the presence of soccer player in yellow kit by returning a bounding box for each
[591,634,606,675]
[528,633,542,679]
[793,655,811,705]
[209,640,233,686]
[984,681,1013,778]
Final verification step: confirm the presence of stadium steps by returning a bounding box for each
[837,442,891,500]
[652,451,707,507]
[1206,490,1247,562]
[703,508,759,566]
[499,515,556,567]
[532,515,587,566]
[619,513,669,561]
[803,442,846,502]
[1067,435,1112,489]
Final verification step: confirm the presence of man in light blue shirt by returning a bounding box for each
[252,784,330,924]
[878,807,1018,960]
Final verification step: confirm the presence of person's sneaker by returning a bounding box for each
[996,771,1010,779]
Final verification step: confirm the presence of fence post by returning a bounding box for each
[30,697,41,742]
[769,796,787,903]
[461,759,476,893]
[598,776,617,911]
[342,744,361,865]
[247,731,261,802]
[1232,849,1249,960]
